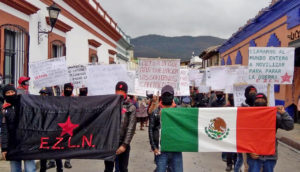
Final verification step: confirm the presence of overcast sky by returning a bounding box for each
[99,0,271,39]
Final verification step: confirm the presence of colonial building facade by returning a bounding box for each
[0,0,133,85]
[218,0,300,121]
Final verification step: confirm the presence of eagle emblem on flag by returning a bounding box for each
[205,117,230,140]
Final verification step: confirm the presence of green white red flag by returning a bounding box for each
[160,107,277,155]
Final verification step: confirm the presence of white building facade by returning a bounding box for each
[0,0,133,85]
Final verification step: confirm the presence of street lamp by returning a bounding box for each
[38,3,61,44]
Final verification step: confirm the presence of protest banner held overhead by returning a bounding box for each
[29,57,70,89]
[138,58,180,94]
[68,65,88,88]
[248,47,295,84]
[86,64,132,95]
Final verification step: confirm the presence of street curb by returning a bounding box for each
[278,137,300,151]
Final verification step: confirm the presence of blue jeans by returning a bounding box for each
[155,152,183,172]
[247,157,276,172]
[234,153,243,172]
[10,160,36,172]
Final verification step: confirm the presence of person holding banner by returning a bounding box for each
[39,87,63,172]
[247,93,294,172]
[148,85,183,172]
[235,85,258,172]
[62,83,74,169]
[104,81,137,172]
[1,84,36,172]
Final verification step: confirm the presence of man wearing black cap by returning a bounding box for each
[149,85,183,172]
[104,81,137,172]
[247,93,294,172]
[1,84,36,171]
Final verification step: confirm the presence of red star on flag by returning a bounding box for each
[281,72,292,83]
[58,116,79,137]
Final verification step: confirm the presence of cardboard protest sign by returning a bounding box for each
[248,47,295,84]
[198,85,211,93]
[138,58,180,93]
[86,64,130,95]
[233,84,275,107]
[175,69,190,96]
[29,57,69,89]
[206,66,249,93]
[68,65,87,88]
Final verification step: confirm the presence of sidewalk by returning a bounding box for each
[277,122,300,151]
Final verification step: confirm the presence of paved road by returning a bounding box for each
[1,128,300,172]
[47,128,300,172]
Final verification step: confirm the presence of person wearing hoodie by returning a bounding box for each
[79,87,88,96]
[1,84,36,172]
[148,85,183,172]
[247,93,294,172]
[104,81,137,172]
[235,85,258,172]
[210,91,226,107]
[62,83,73,169]
[39,87,63,172]
[17,76,30,95]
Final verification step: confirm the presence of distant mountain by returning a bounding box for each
[131,34,226,61]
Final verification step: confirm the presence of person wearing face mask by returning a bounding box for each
[79,87,88,96]
[104,81,137,172]
[149,85,183,172]
[1,84,36,172]
[247,93,294,172]
[62,83,73,169]
[17,76,30,95]
[211,91,226,107]
[242,86,257,107]
[235,86,257,172]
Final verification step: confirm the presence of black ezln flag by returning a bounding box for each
[6,94,122,161]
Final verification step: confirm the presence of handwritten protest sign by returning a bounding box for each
[138,58,180,93]
[68,65,87,88]
[205,66,249,92]
[87,64,130,95]
[233,84,275,107]
[248,47,295,84]
[198,85,211,93]
[175,69,190,96]
[29,57,69,89]
[127,70,136,94]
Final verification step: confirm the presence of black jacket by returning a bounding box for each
[148,107,161,151]
[210,98,226,107]
[1,103,18,152]
[119,100,137,146]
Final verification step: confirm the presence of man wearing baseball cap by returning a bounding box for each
[104,81,137,172]
[17,76,30,95]
[149,85,183,172]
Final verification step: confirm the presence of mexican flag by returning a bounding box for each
[160,107,277,155]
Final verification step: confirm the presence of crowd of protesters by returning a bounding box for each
[0,75,295,172]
